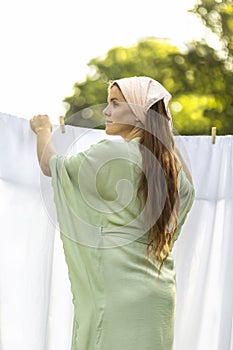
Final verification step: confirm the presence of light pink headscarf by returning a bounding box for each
[112,76,172,125]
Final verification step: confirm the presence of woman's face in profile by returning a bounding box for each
[103,85,137,139]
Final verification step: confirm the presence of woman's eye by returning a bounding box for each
[112,101,119,107]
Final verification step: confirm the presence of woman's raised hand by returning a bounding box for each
[30,114,53,134]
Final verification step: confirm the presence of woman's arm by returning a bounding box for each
[30,115,57,177]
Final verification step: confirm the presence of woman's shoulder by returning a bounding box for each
[87,137,140,159]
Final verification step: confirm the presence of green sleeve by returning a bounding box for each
[172,168,195,245]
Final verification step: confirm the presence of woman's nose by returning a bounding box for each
[103,104,110,116]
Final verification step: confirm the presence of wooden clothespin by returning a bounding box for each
[211,126,216,144]
[59,116,65,133]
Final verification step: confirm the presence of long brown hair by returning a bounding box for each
[137,100,179,275]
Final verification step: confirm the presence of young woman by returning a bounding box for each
[30,76,195,350]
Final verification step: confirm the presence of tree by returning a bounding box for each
[64,39,184,131]
[193,0,233,61]
[63,1,233,135]
[187,0,233,134]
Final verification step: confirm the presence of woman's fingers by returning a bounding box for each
[30,114,52,133]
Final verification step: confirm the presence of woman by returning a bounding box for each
[30,76,195,350]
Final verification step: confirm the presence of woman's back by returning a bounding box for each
[49,137,194,350]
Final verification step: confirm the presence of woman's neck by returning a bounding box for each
[123,127,143,141]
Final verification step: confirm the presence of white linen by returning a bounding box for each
[0,113,232,350]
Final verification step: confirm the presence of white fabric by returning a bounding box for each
[0,113,233,350]
[112,76,172,123]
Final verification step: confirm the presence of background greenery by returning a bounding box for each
[63,0,233,135]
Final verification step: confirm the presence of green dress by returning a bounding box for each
[49,137,195,350]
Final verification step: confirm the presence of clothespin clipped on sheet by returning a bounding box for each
[59,116,65,133]
[211,126,216,144]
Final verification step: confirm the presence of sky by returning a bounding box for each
[0,0,210,123]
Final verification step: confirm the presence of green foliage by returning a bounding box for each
[64,78,107,129]
[63,1,233,135]
[192,0,233,59]
[188,0,233,134]
[171,94,222,135]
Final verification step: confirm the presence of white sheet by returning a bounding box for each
[0,113,232,350]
